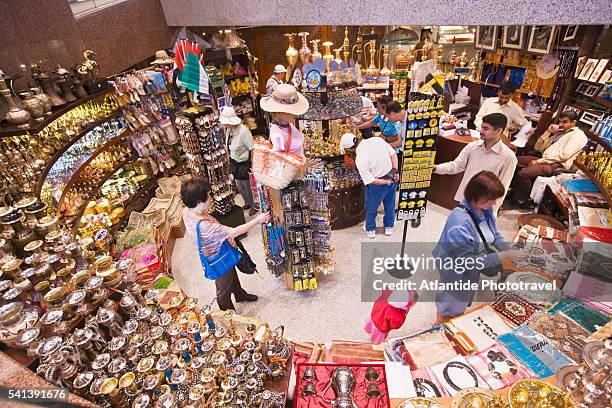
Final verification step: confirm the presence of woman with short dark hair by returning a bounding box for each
[433,171,520,324]
[181,178,269,311]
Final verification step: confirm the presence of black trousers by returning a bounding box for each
[215,267,248,311]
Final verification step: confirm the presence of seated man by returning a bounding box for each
[512,110,588,207]
[474,82,530,151]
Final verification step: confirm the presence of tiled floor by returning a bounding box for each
[171,198,522,343]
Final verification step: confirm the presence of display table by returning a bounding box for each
[430,133,479,210]
[389,376,556,407]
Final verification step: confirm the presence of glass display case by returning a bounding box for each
[40,118,127,206]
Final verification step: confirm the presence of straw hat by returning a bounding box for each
[536,54,560,79]
[273,64,288,74]
[218,106,241,126]
[260,84,309,116]
[152,50,174,65]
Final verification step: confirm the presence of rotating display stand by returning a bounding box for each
[301,78,365,230]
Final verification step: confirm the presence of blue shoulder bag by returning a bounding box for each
[196,220,242,280]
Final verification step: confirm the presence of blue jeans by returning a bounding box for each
[364,183,396,231]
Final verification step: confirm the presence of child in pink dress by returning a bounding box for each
[364,289,417,344]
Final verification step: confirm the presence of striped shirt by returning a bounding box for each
[182,209,234,257]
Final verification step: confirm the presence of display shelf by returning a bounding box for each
[35,113,120,195]
[475,80,500,88]
[594,96,612,110]
[574,161,612,208]
[56,130,132,211]
[0,88,111,138]
[108,176,161,236]
[584,129,612,154]
[69,156,137,235]
[223,73,250,81]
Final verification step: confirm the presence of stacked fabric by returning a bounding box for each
[559,177,607,209]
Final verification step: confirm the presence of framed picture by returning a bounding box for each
[563,25,579,42]
[598,69,612,84]
[584,84,602,98]
[476,26,498,51]
[562,104,582,116]
[579,111,604,126]
[597,83,612,101]
[578,58,599,81]
[576,82,590,94]
[588,59,609,83]
[501,26,525,50]
[527,26,557,54]
[217,96,226,109]
[574,56,587,78]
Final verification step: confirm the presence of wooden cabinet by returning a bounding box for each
[328,184,365,230]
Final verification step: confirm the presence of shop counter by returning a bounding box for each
[328,184,366,230]
[430,133,479,210]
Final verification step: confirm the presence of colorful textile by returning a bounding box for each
[551,299,610,333]
[498,326,574,378]
[529,313,589,363]
[446,305,513,352]
[492,293,542,327]
[465,344,533,390]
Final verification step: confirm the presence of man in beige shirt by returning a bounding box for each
[435,113,518,212]
[474,82,529,150]
[512,110,588,205]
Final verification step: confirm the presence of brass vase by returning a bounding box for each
[31,88,52,115]
[343,27,350,63]
[284,33,299,67]
[37,76,65,107]
[73,77,88,99]
[310,39,322,60]
[56,77,77,103]
[322,41,334,72]
[18,91,45,121]
[298,32,312,64]
[1,89,31,128]
[379,45,392,77]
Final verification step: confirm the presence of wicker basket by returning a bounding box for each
[252,140,306,190]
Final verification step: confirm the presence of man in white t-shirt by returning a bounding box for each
[265,65,287,95]
[341,133,399,238]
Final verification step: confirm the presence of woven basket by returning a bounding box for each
[252,140,306,190]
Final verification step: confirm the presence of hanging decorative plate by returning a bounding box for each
[302,63,314,75]
[313,59,326,73]
[305,69,322,90]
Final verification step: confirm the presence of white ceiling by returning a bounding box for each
[160,0,612,26]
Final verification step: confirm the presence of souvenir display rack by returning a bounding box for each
[300,84,366,230]
[174,110,235,216]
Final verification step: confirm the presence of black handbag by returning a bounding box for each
[235,239,257,274]
[459,205,503,277]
